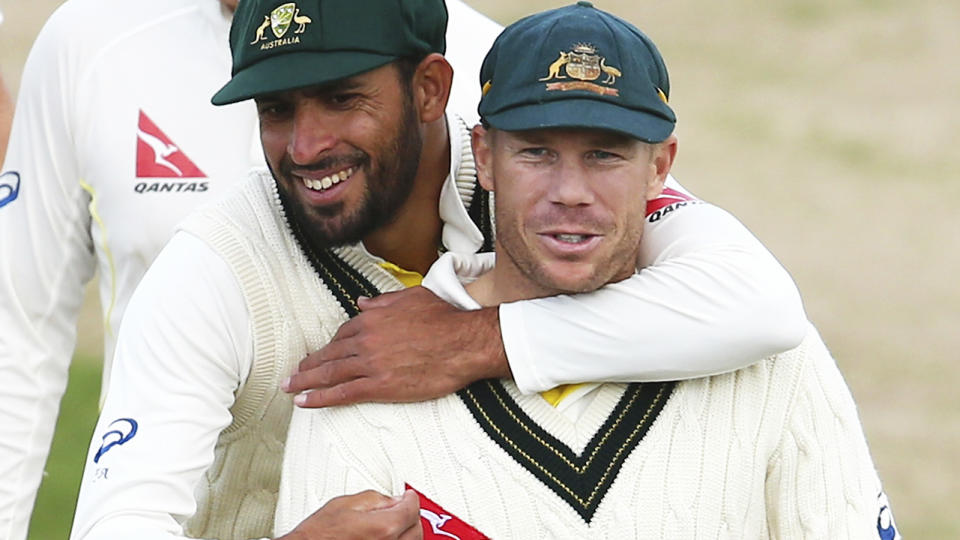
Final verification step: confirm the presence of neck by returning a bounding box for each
[465,263,557,307]
[362,116,450,275]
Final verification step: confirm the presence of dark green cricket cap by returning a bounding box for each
[212,0,448,105]
[478,1,676,143]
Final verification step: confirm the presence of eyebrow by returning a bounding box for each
[303,77,364,97]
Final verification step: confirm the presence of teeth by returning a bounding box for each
[301,167,355,192]
[555,234,588,243]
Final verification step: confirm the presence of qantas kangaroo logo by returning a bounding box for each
[406,484,489,539]
[420,509,460,539]
[136,111,206,178]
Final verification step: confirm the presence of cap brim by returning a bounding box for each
[212,50,398,105]
[482,99,675,144]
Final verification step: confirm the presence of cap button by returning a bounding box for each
[577,1,594,7]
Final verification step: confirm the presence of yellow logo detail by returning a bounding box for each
[251,3,312,46]
[540,43,621,97]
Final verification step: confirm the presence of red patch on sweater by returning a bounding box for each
[406,483,490,539]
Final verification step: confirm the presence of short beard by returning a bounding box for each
[274,83,423,251]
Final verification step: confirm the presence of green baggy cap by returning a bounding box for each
[213,0,448,105]
[478,1,676,143]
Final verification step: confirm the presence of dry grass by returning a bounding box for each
[3,0,957,537]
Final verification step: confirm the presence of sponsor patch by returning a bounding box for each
[94,418,139,463]
[407,484,489,540]
[876,491,900,540]
[134,181,209,194]
[646,187,702,223]
[136,110,206,179]
[0,171,21,208]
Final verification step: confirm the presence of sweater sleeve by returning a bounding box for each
[764,334,900,539]
[501,176,807,393]
[70,234,252,540]
[0,8,97,539]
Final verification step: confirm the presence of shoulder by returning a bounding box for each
[35,0,211,61]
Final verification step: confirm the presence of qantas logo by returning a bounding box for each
[406,484,489,540]
[0,171,20,208]
[136,111,206,179]
[420,509,460,540]
[646,186,702,223]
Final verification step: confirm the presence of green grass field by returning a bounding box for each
[26,356,101,540]
[5,1,960,539]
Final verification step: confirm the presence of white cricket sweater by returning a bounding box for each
[276,253,897,539]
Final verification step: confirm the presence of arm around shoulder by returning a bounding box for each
[500,192,808,393]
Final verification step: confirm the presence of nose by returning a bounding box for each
[547,159,595,207]
[287,102,338,165]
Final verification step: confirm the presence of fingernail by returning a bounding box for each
[281,377,291,391]
[294,393,306,406]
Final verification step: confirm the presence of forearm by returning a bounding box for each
[0,188,92,540]
[72,239,250,540]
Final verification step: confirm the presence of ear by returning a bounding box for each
[646,134,678,200]
[412,53,453,124]
[471,124,495,192]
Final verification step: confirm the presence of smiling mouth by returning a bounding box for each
[299,166,356,192]
[552,233,595,243]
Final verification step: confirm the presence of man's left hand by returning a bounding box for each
[283,286,510,407]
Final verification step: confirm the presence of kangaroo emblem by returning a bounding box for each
[250,15,271,44]
[137,128,183,176]
[600,57,622,84]
[293,9,312,33]
[420,509,461,540]
[539,51,569,81]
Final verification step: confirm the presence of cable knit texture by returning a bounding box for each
[174,116,480,539]
[276,325,888,539]
[177,171,403,539]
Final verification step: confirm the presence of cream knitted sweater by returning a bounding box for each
[176,121,484,539]
[277,321,893,539]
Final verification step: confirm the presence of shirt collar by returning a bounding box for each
[438,114,486,254]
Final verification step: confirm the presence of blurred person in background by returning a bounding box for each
[0,6,14,164]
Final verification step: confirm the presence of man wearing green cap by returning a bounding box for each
[71,1,816,538]
[276,3,897,538]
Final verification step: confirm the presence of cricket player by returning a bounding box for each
[277,4,901,537]
[70,0,808,538]
[0,1,499,538]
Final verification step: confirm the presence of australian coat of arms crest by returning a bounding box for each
[539,43,622,96]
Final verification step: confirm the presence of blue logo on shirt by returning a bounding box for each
[876,491,899,540]
[94,418,139,463]
[0,171,20,208]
